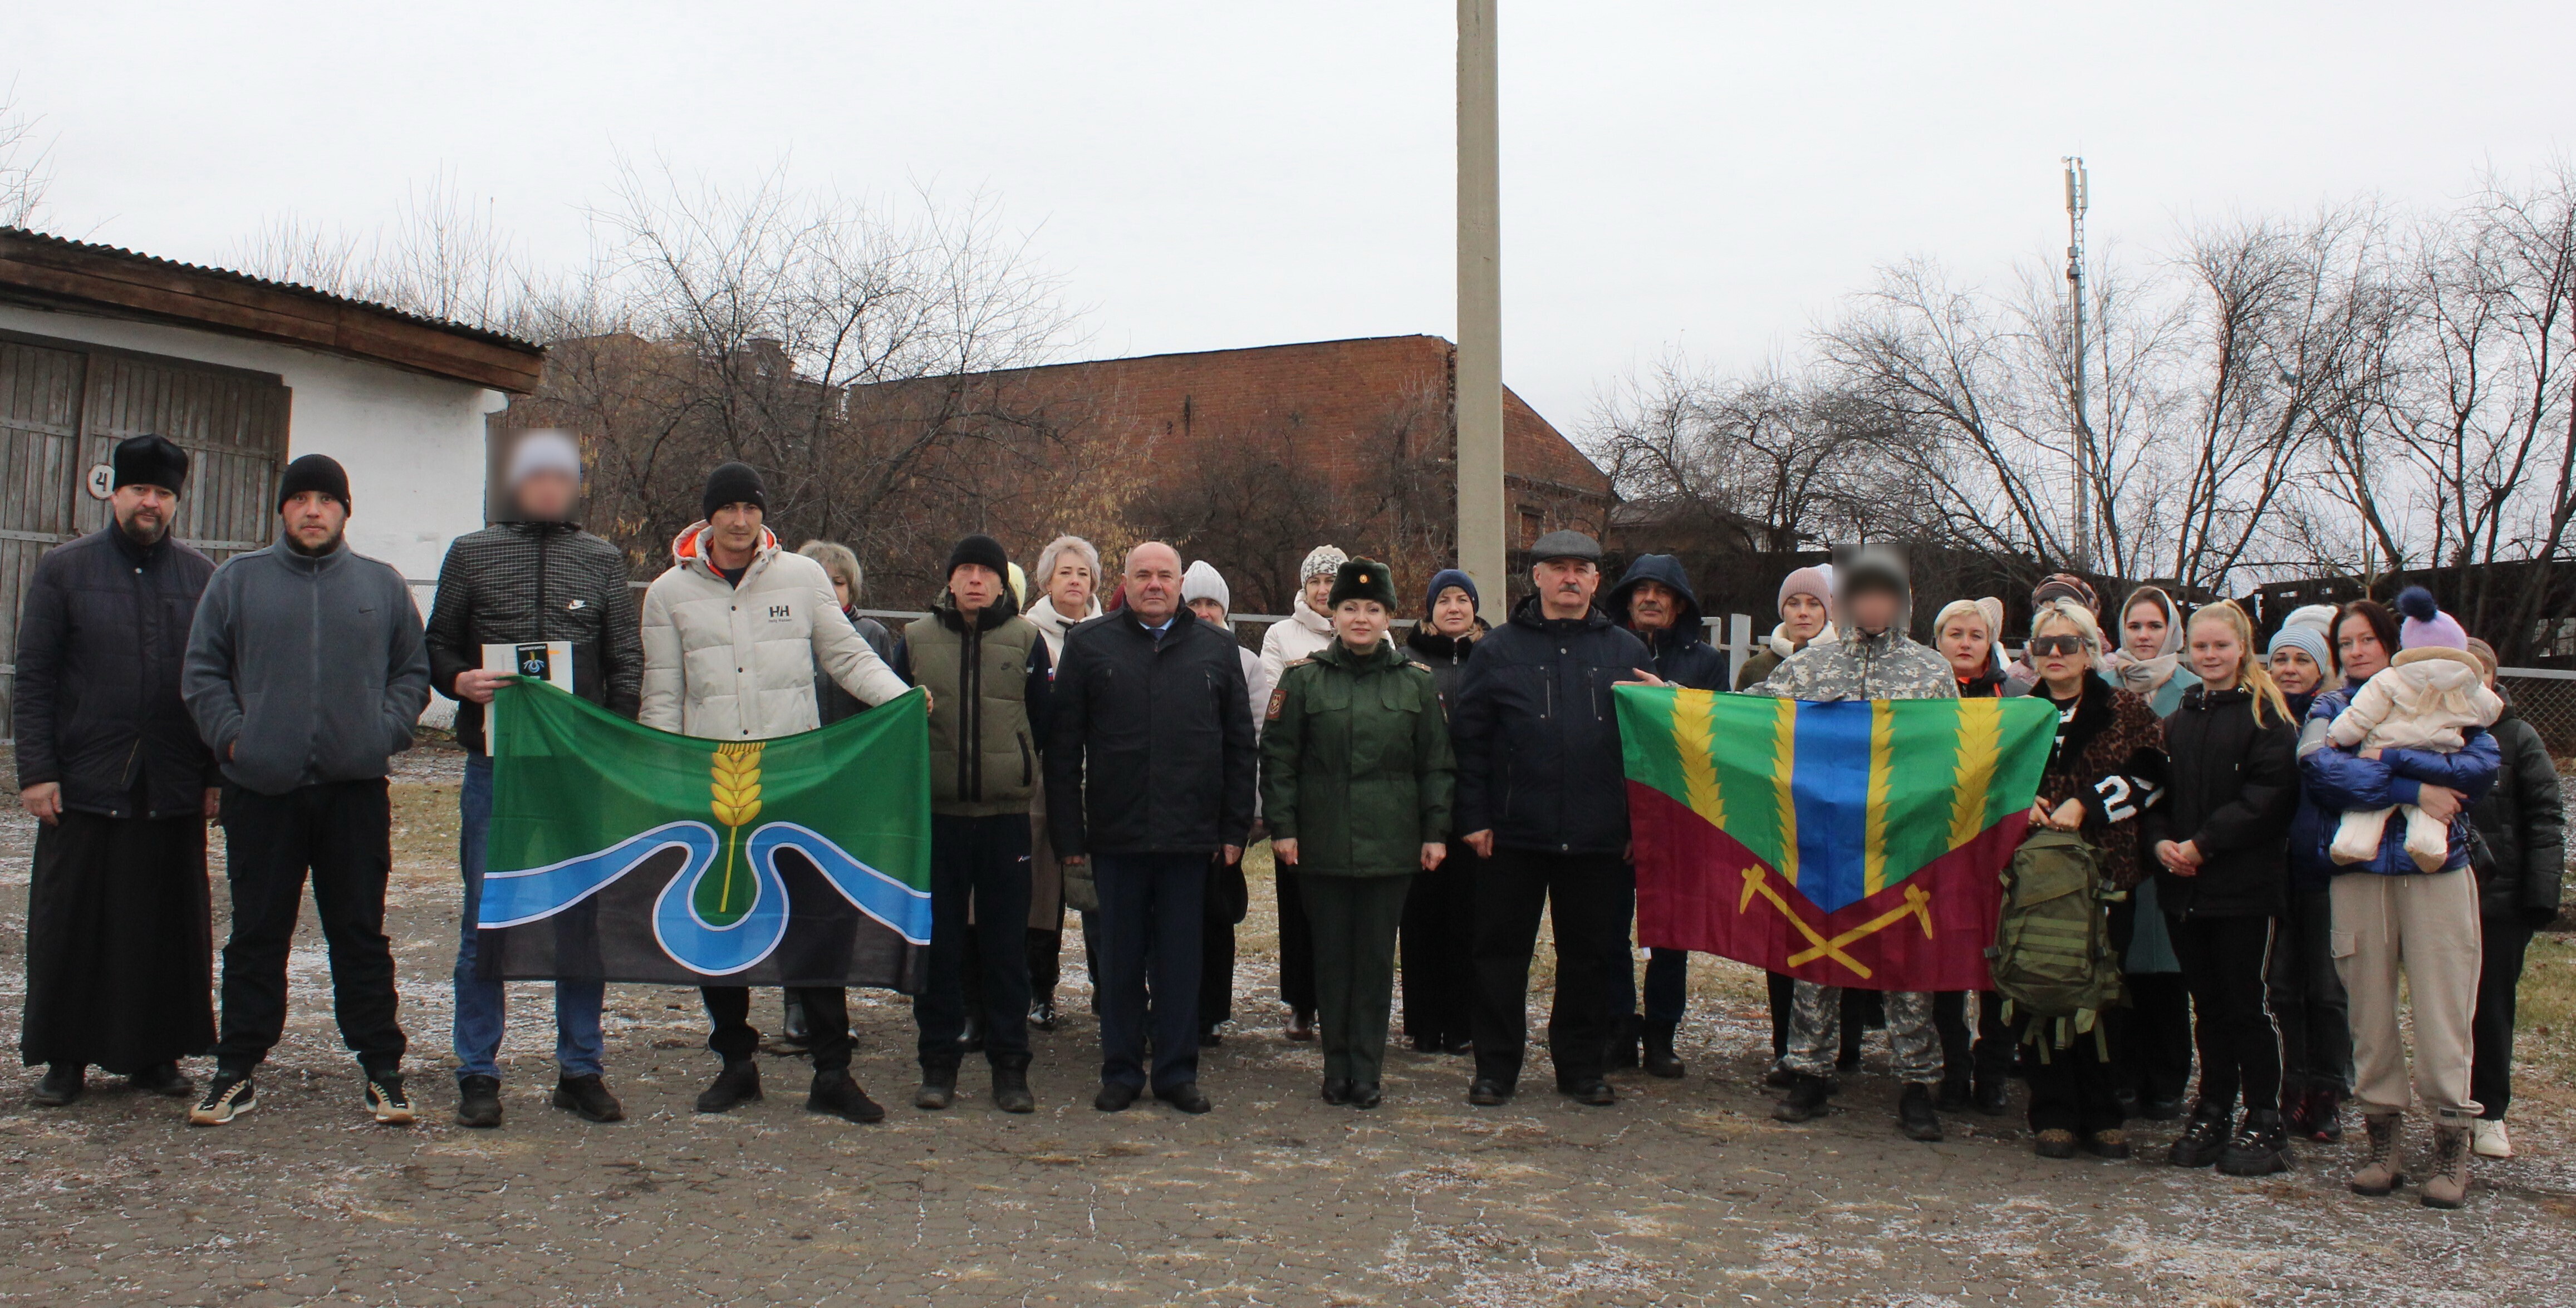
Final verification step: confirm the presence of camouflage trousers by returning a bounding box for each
[1780,981,1942,1085]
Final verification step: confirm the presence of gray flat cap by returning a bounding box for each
[1528,529,1603,564]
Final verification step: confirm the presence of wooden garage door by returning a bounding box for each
[0,331,290,733]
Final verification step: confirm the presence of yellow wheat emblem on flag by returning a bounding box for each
[709,742,766,916]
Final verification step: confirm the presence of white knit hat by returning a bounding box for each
[1181,560,1231,614]
[1299,544,1350,582]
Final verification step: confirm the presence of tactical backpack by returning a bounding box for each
[1986,828,2125,1060]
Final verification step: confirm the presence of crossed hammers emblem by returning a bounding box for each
[1738,864,1934,981]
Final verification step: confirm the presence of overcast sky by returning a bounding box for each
[13,2,2576,433]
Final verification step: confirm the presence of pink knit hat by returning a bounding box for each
[2394,586,2469,651]
[1778,564,1833,614]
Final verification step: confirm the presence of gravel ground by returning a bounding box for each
[0,742,2571,1306]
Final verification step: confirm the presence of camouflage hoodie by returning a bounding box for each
[1746,547,1955,704]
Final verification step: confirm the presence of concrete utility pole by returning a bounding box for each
[1456,0,1507,619]
[2063,156,2093,572]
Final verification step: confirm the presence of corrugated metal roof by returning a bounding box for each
[0,225,543,353]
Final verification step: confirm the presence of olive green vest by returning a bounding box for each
[904,607,1045,816]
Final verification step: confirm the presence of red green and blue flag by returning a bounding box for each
[1616,686,2057,991]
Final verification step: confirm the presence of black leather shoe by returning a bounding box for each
[1643,1024,1685,1080]
[1468,1078,1511,1107]
[992,1058,1036,1115]
[1286,1011,1316,1043]
[1350,1083,1383,1109]
[31,1063,83,1107]
[455,1073,503,1128]
[1973,1078,2010,1117]
[914,1061,959,1111]
[127,1063,194,1099]
[1774,1073,1831,1123]
[1321,1077,1354,1105]
[807,1071,886,1124]
[1897,1083,1944,1142]
[1154,1081,1211,1114]
[551,1073,625,1123]
[1093,1081,1139,1113]
[2216,1109,2291,1177]
[695,1060,762,1114]
[1562,1078,1617,1107]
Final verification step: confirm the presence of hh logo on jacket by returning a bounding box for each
[768,604,793,621]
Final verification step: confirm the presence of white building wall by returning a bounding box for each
[0,303,506,726]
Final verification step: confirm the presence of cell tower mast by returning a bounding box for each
[2064,157,2093,572]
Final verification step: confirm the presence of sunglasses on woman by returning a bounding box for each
[2027,634,2088,657]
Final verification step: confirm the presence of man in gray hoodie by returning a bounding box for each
[180,454,432,1128]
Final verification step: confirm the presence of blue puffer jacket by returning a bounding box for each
[2298,679,2502,876]
[2282,690,2335,893]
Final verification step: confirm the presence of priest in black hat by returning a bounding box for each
[14,434,219,1108]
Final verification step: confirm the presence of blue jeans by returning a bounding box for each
[453,755,606,1082]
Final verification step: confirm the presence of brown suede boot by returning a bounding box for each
[2349,1112,2406,1197]
[2421,1122,2472,1209]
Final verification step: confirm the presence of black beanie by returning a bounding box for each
[112,434,190,494]
[700,461,767,519]
[946,533,1010,579]
[1327,558,1399,610]
[277,453,350,512]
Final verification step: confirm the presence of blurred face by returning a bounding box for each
[707,502,763,564]
[950,562,1002,615]
[1334,598,1390,651]
[1532,557,1599,619]
[1938,616,1993,680]
[1045,552,1093,615]
[111,483,178,544]
[513,469,577,523]
[1780,592,1829,645]
[1430,585,1478,637]
[1844,586,1899,635]
[279,490,346,554]
[1302,572,1335,612]
[2189,615,2244,687]
[2123,599,2169,661]
[2338,614,2390,681]
[2028,617,2091,691]
[2269,647,2320,695]
[1627,579,1678,632]
[1188,597,1228,626]
[1125,543,1184,623]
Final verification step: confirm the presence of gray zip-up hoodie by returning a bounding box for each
[182,537,433,796]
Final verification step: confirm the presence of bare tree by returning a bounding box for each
[1,82,55,228]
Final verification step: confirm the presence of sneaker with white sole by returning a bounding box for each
[188,1071,256,1126]
[2471,1118,2513,1160]
[364,1074,415,1126]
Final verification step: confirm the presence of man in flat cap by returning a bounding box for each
[1450,529,1650,1108]
[16,435,219,1108]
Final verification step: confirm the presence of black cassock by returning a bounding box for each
[21,807,214,1074]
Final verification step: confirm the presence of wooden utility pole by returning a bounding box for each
[1456,0,1507,618]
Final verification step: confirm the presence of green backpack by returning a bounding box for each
[1986,828,2126,1060]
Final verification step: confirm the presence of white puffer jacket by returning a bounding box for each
[1257,593,1334,694]
[640,523,910,740]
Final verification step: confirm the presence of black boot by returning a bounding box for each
[127,1062,194,1098]
[551,1073,625,1123]
[1608,1014,1642,1072]
[2167,1100,2232,1168]
[2217,1108,2291,1177]
[695,1060,762,1114]
[914,1059,960,1112]
[455,1073,503,1128]
[1643,1023,1685,1079]
[1897,1082,1943,1142]
[991,1056,1036,1115]
[31,1063,84,1107]
[808,1070,886,1123]
[1773,1073,1831,1123]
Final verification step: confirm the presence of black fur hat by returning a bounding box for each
[1327,557,1398,610]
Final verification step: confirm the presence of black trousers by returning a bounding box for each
[1935,991,2014,1090]
[1277,866,1316,1017]
[1092,852,1205,1091]
[705,986,850,1072]
[1027,928,1063,1010]
[2170,913,2281,1114]
[212,780,405,1076]
[2268,886,2353,1096]
[2017,1014,2124,1134]
[2472,913,2538,1120]
[1471,847,1632,1090]
[21,808,213,1074]
[914,815,1033,1064]
[1399,842,1478,1048]
[2108,899,2194,1104]
[1768,972,1797,1058]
